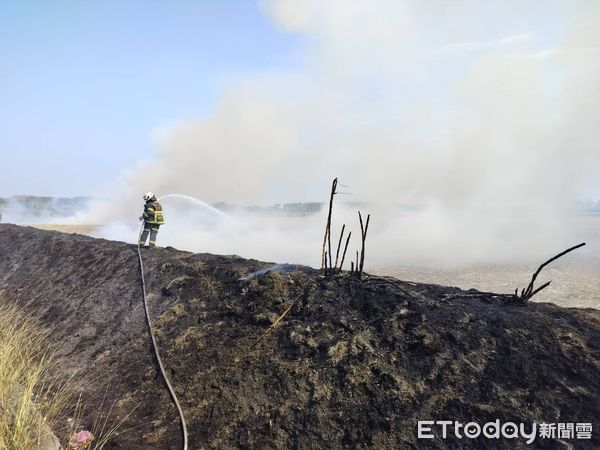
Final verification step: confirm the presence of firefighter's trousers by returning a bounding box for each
[140,223,160,248]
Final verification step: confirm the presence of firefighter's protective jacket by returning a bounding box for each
[143,201,165,225]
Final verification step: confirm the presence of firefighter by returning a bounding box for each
[139,192,165,248]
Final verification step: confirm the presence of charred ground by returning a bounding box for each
[0,224,598,449]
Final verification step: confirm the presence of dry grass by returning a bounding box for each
[0,302,129,449]
[0,302,72,449]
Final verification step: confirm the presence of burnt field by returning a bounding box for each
[0,224,599,449]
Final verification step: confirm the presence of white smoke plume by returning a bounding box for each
[85,0,600,268]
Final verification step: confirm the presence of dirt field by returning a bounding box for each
[29,224,99,235]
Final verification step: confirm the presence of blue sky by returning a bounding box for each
[0,0,297,196]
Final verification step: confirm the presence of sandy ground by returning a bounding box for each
[29,224,99,235]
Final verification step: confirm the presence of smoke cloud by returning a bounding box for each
[85,0,600,268]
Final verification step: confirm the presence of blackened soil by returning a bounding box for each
[0,224,598,449]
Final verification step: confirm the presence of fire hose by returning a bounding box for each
[137,222,188,450]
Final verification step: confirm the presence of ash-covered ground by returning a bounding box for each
[0,224,598,449]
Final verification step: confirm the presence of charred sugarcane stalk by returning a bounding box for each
[321,178,338,274]
[357,211,370,278]
[518,242,586,302]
